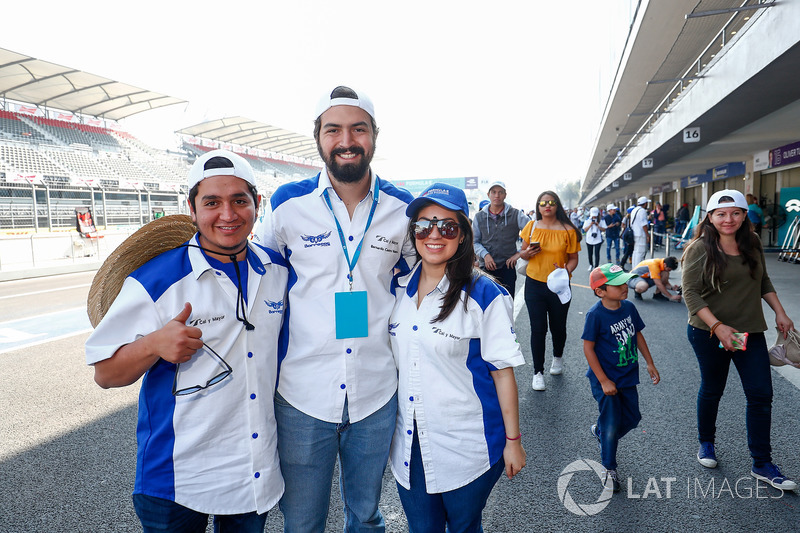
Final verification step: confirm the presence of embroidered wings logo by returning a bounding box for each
[301,231,332,247]
[264,300,285,314]
[388,322,399,337]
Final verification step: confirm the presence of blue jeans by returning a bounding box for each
[274,391,397,533]
[590,379,641,470]
[606,236,620,262]
[654,221,666,245]
[132,494,267,533]
[524,277,571,374]
[687,326,773,466]
[397,426,504,533]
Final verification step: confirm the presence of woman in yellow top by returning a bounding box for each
[519,191,582,391]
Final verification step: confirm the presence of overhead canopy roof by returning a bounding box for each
[582,0,780,202]
[0,47,185,121]
[176,116,321,162]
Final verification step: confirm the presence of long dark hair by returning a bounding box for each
[683,202,759,291]
[535,190,582,243]
[408,204,480,323]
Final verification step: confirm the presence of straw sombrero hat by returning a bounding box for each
[87,214,196,328]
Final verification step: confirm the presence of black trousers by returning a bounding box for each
[524,276,571,374]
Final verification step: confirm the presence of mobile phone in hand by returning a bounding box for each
[719,332,748,350]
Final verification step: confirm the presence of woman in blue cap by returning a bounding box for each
[389,183,526,532]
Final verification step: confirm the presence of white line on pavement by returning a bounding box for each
[0,329,92,355]
[0,284,91,300]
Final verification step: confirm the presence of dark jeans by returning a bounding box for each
[606,237,620,263]
[586,243,602,269]
[619,242,634,270]
[396,425,504,533]
[524,277,571,374]
[654,221,666,246]
[482,264,517,298]
[590,379,641,470]
[687,326,773,467]
[133,494,267,533]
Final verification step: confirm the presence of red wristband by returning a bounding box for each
[506,433,522,441]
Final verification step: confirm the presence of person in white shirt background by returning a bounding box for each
[630,196,651,267]
[389,182,525,532]
[583,206,608,271]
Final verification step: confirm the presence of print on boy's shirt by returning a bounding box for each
[610,316,638,368]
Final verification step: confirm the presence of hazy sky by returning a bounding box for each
[2,0,633,208]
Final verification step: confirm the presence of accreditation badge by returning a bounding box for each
[334,291,368,339]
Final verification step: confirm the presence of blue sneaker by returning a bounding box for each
[602,469,621,493]
[751,463,798,491]
[697,442,717,468]
[590,424,601,452]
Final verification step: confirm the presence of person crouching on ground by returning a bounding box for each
[583,263,660,493]
[390,183,526,532]
[627,256,682,302]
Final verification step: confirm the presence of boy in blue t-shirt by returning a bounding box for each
[582,263,660,493]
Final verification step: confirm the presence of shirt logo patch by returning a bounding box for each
[189,315,226,326]
[370,234,400,254]
[432,327,461,341]
[388,322,399,337]
[264,300,285,314]
[301,231,332,247]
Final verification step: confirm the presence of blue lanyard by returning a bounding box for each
[322,178,380,291]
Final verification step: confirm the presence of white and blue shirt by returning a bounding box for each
[85,236,287,515]
[255,170,416,423]
[389,266,525,493]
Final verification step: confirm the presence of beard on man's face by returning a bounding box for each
[323,145,373,184]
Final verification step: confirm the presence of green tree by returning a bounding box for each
[556,179,581,209]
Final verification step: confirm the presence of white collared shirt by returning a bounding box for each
[389,266,525,493]
[256,169,416,423]
[85,236,287,515]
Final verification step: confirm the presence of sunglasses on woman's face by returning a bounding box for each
[539,200,557,207]
[412,217,461,240]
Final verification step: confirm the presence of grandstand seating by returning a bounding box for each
[0,111,47,143]
[0,108,315,195]
[30,116,88,146]
[183,142,319,180]
[98,154,159,183]
[0,144,69,178]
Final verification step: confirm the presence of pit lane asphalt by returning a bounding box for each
[1,254,798,532]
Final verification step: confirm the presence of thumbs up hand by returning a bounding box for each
[156,302,204,364]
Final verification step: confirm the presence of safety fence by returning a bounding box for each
[0,182,184,232]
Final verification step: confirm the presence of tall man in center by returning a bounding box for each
[255,86,416,532]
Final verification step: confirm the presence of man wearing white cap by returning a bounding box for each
[604,204,622,264]
[86,150,288,531]
[256,86,416,532]
[630,196,650,267]
[472,180,530,296]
